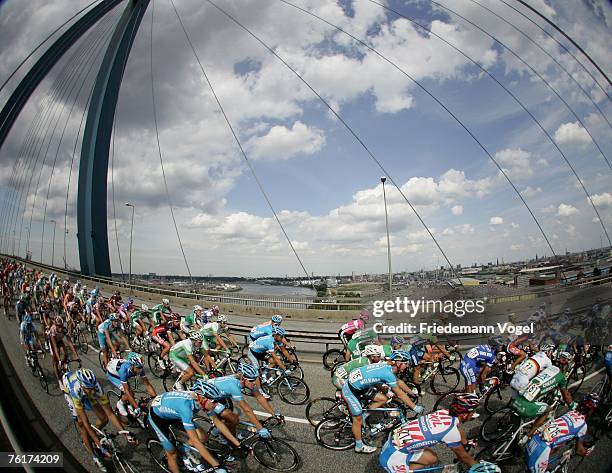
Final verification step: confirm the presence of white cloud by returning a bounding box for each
[557,204,578,216]
[451,205,463,216]
[489,216,504,225]
[510,243,524,251]
[554,122,591,148]
[246,121,324,161]
[521,186,542,198]
[591,192,612,208]
[495,148,534,179]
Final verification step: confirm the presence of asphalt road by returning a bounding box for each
[1,306,611,473]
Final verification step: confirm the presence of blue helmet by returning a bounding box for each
[468,462,501,473]
[191,380,222,400]
[388,350,411,363]
[23,314,32,323]
[127,352,143,368]
[271,314,283,324]
[390,336,405,346]
[272,326,286,337]
[76,368,97,388]
[238,363,259,380]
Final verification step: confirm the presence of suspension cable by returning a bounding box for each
[168,0,315,289]
[110,112,126,280]
[150,0,193,284]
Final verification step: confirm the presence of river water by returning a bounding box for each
[238,282,316,298]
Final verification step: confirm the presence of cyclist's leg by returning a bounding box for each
[148,412,180,473]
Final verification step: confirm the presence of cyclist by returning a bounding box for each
[249,314,283,341]
[180,305,201,339]
[207,364,278,436]
[152,313,181,368]
[346,326,380,361]
[129,304,151,338]
[63,368,135,472]
[341,350,425,453]
[525,393,599,473]
[15,294,27,323]
[247,327,287,372]
[506,313,533,370]
[332,344,382,390]
[215,314,238,350]
[339,310,370,347]
[148,381,236,473]
[118,297,135,323]
[515,351,574,446]
[379,393,500,472]
[106,352,157,417]
[510,343,555,393]
[152,298,173,318]
[19,313,43,353]
[459,337,502,394]
[50,315,79,384]
[168,331,208,390]
[98,314,129,368]
[199,321,228,371]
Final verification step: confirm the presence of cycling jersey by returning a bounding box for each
[152,303,172,315]
[49,324,66,345]
[512,365,567,419]
[249,334,275,354]
[342,362,397,416]
[130,310,149,326]
[511,352,552,392]
[379,410,462,472]
[19,321,37,345]
[170,339,196,360]
[200,322,218,338]
[340,319,364,336]
[151,310,165,326]
[97,319,120,348]
[525,410,587,473]
[180,312,198,333]
[106,359,145,389]
[208,375,244,401]
[460,345,495,385]
[250,324,273,341]
[62,370,109,417]
[347,328,378,357]
[332,357,370,389]
[604,351,612,377]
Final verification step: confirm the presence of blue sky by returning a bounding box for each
[0,0,610,276]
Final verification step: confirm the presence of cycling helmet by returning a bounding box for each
[194,305,203,311]
[212,305,219,315]
[23,314,32,323]
[238,363,259,380]
[162,298,170,305]
[108,313,119,321]
[450,393,480,415]
[362,345,382,357]
[359,310,371,322]
[127,352,144,368]
[54,316,63,326]
[578,393,601,413]
[388,350,411,363]
[189,331,204,342]
[556,351,573,364]
[191,379,222,400]
[390,336,406,346]
[539,342,555,353]
[488,335,505,348]
[468,462,501,473]
[76,368,97,388]
[508,313,519,323]
[141,304,149,312]
[539,303,546,309]
[216,314,227,323]
[271,314,283,324]
[272,326,286,337]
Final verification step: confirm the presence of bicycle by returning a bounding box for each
[432,377,500,413]
[258,365,310,405]
[195,415,299,472]
[402,356,460,395]
[25,349,48,394]
[90,425,139,473]
[71,322,89,355]
[106,391,150,429]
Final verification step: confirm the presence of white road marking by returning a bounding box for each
[88,344,100,353]
[253,410,310,425]
[569,367,604,388]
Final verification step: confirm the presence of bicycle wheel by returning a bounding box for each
[162,373,174,392]
[432,391,457,412]
[322,349,344,370]
[99,350,106,370]
[286,363,304,380]
[146,438,170,473]
[36,365,48,394]
[480,406,517,442]
[106,390,122,416]
[484,385,512,414]
[252,438,299,472]
[277,376,309,405]
[315,417,355,450]
[222,358,239,375]
[475,437,516,464]
[568,364,586,395]
[430,366,460,395]
[77,331,89,354]
[305,397,338,426]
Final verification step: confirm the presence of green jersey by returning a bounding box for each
[151,311,165,325]
[130,310,149,323]
[332,357,370,385]
[181,312,198,331]
[152,303,171,314]
[169,339,197,359]
[520,365,567,402]
[199,322,219,338]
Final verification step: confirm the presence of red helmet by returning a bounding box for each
[450,393,480,415]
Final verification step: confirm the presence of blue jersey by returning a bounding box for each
[605,351,612,369]
[98,319,117,334]
[250,324,273,340]
[209,375,244,401]
[463,345,496,367]
[347,362,398,391]
[150,391,202,430]
[20,321,37,336]
[107,359,145,383]
[250,334,275,354]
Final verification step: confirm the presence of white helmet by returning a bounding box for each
[362,345,381,357]
[162,298,170,305]
[194,305,203,311]
[141,304,149,311]
[217,314,227,322]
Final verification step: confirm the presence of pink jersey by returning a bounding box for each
[340,319,364,335]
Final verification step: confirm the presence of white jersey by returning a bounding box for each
[511,352,552,392]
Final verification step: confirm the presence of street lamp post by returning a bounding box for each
[49,219,57,267]
[125,203,135,289]
[381,177,392,298]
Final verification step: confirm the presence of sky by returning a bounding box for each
[0,0,611,277]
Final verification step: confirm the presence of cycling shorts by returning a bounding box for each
[248,349,269,367]
[525,435,551,473]
[148,410,183,452]
[379,437,424,473]
[169,352,190,372]
[152,327,168,344]
[512,396,549,419]
[459,360,478,385]
[20,334,35,347]
[97,331,118,349]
